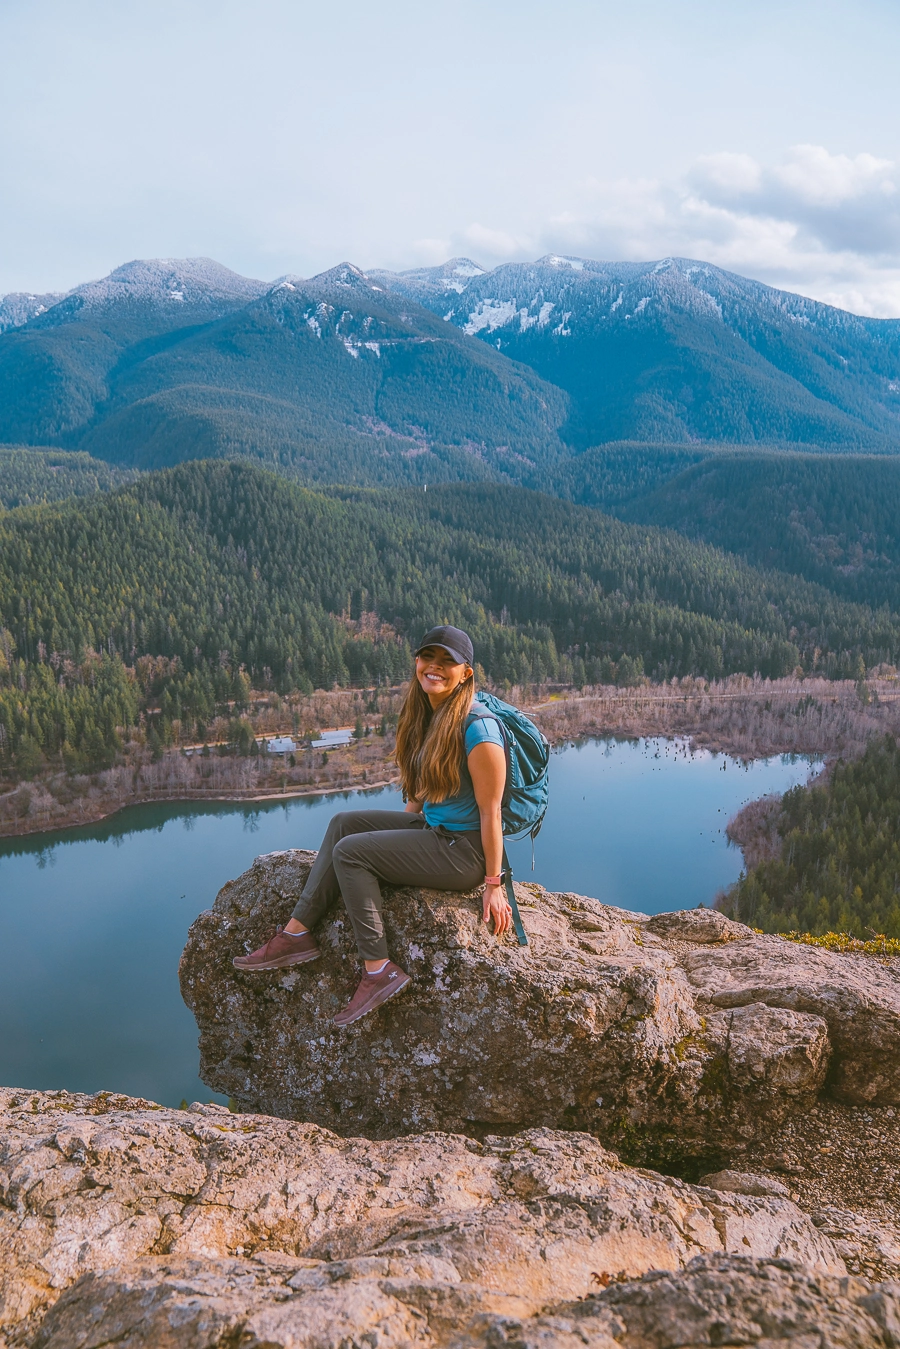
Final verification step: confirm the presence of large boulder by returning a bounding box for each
[677,931,900,1103]
[0,1089,846,1347]
[178,852,831,1164]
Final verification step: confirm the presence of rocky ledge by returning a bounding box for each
[180,849,900,1167]
[7,1086,898,1349]
[7,854,900,1346]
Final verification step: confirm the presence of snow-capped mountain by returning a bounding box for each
[2,251,900,469]
[0,290,66,334]
[32,257,269,330]
[0,257,566,477]
[377,253,895,340]
[369,257,486,300]
[374,255,900,448]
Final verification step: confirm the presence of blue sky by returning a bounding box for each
[2,0,899,313]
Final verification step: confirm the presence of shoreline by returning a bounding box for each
[0,776,404,842]
[3,674,898,842]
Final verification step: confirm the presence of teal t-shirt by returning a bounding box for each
[421,705,505,831]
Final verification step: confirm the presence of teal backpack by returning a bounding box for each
[467,693,550,947]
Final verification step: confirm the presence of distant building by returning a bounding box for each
[311,728,354,749]
[266,736,297,755]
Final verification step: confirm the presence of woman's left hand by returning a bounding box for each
[483,881,512,937]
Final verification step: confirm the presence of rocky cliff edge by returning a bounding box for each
[180,849,900,1166]
[2,1086,885,1349]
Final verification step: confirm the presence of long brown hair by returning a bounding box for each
[395,667,475,803]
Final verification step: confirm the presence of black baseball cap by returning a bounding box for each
[415,625,474,667]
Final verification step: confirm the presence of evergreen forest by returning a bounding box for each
[615,451,900,610]
[722,736,900,939]
[0,447,136,509]
[4,457,900,779]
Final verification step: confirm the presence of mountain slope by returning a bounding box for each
[0,291,65,334]
[613,450,900,611]
[0,259,270,445]
[2,458,898,687]
[374,255,900,450]
[4,253,900,483]
[0,448,137,510]
[0,262,569,484]
[5,458,900,771]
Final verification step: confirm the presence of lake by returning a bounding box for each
[0,737,817,1108]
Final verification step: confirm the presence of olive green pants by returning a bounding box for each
[291,808,485,961]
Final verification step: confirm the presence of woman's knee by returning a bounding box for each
[322,809,361,844]
[332,834,367,868]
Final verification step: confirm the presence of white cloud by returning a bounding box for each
[438,146,900,317]
[461,223,532,258]
[410,238,453,264]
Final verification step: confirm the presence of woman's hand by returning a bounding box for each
[483,880,512,937]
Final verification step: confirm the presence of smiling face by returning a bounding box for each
[415,646,473,707]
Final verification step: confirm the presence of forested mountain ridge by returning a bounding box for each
[0,448,137,509]
[0,261,568,483]
[614,451,900,611]
[0,258,271,447]
[3,458,900,777]
[374,255,900,450]
[2,254,900,484]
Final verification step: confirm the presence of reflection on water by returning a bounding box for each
[0,739,818,1107]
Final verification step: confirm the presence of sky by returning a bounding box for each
[2,0,899,314]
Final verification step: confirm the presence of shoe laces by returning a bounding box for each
[263,925,285,957]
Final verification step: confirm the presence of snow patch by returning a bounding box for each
[552,311,572,336]
[464,299,517,334]
[518,300,556,331]
[611,292,624,312]
[547,255,584,270]
[697,291,723,319]
[625,297,649,319]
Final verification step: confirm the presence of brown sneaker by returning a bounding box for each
[233,927,320,971]
[333,961,411,1026]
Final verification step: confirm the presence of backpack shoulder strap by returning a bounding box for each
[502,843,529,946]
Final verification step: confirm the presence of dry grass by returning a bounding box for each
[778,930,900,957]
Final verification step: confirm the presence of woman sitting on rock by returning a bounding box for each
[233,625,512,1026]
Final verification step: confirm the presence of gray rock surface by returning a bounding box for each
[699,1169,791,1198]
[645,907,754,943]
[0,1089,846,1348]
[596,1254,900,1348]
[32,1254,900,1348]
[678,932,900,1103]
[178,852,900,1159]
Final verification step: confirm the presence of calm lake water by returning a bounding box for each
[0,738,818,1108]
